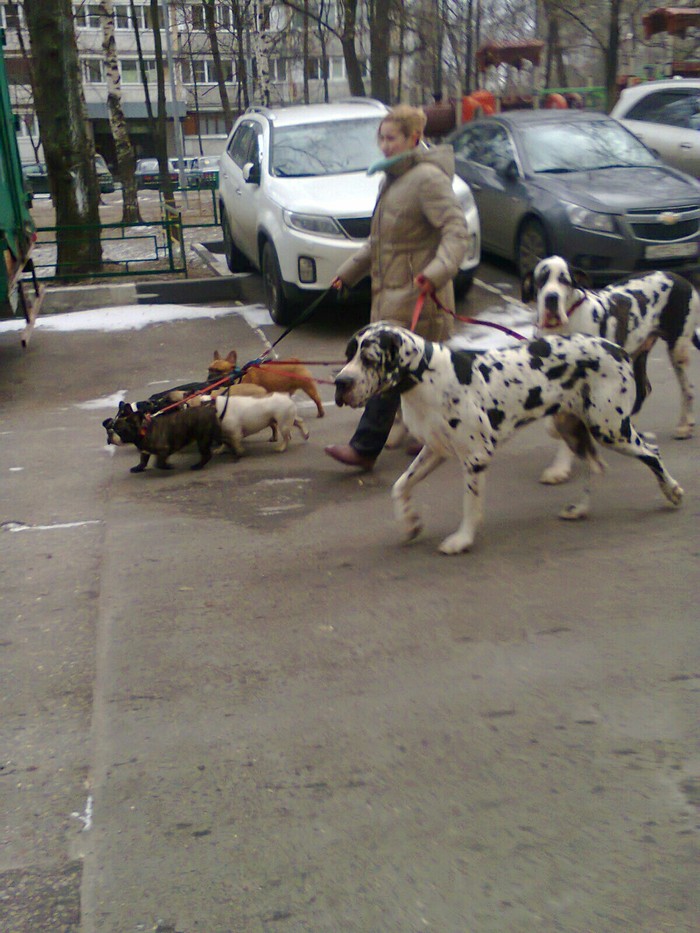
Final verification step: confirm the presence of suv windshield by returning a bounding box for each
[270,116,383,177]
[522,119,658,173]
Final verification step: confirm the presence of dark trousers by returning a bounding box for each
[350,390,401,458]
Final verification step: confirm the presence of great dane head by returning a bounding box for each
[521,256,593,331]
[334,323,429,408]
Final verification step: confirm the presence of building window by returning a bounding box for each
[218,5,232,30]
[120,59,157,84]
[271,59,287,82]
[5,55,31,86]
[191,4,205,31]
[113,5,130,29]
[82,58,104,84]
[330,57,345,80]
[130,3,154,31]
[181,58,234,85]
[75,4,102,28]
[1,2,23,30]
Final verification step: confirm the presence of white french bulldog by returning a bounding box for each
[215,392,309,456]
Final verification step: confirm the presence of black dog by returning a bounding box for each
[102,382,215,446]
[110,401,223,473]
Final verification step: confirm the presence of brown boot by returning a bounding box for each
[324,444,376,471]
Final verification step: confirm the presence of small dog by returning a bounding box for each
[110,401,223,473]
[215,392,309,457]
[208,350,325,418]
[334,323,683,555]
[102,382,270,446]
[522,256,700,482]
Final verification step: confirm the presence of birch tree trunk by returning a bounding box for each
[99,0,142,223]
[251,0,272,106]
[23,0,103,276]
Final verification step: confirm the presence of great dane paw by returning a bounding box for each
[401,518,423,542]
[540,466,571,485]
[439,532,473,555]
[665,483,684,506]
[673,424,693,440]
[558,502,589,521]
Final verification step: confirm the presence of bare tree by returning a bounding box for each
[23,0,102,276]
[367,0,391,102]
[203,0,234,127]
[99,0,142,223]
[149,0,174,200]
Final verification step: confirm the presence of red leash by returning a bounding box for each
[411,288,529,342]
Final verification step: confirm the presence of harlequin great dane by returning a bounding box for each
[334,323,683,555]
[522,256,700,484]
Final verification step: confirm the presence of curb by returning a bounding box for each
[42,271,265,314]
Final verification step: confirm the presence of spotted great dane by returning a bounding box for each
[522,256,700,484]
[334,323,683,555]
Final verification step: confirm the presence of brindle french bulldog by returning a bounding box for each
[110,401,223,473]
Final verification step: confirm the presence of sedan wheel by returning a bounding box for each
[516,219,549,280]
[262,242,297,326]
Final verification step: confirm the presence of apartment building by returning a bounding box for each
[1,1,373,168]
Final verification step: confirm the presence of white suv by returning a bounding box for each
[218,98,481,324]
[610,79,700,179]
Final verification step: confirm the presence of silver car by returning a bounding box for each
[446,109,700,283]
[611,78,700,179]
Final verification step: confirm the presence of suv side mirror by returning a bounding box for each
[501,159,519,181]
[243,161,260,185]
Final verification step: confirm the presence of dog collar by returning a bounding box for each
[567,294,586,317]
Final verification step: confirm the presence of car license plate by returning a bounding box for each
[645,242,698,260]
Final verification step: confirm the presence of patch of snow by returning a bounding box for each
[0,302,272,334]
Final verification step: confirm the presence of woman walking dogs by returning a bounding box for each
[325,104,470,471]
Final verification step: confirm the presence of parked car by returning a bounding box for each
[135,156,201,189]
[169,156,201,188]
[446,109,700,282]
[218,99,481,324]
[94,153,115,193]
[197,155,220,188]
[610,78,700,178]
[24,154,115,195]
[134,157,160,189]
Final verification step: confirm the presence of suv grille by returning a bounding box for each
[338,217,372,239]
[626,206,700,242]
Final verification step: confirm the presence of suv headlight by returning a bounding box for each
[564,202,617,235]
[457,186,477,213]
[283,210,345,238]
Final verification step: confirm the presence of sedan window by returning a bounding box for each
[521,120,658,173]
[453,124,515,172]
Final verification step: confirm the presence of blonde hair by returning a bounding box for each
[380,105,427,142]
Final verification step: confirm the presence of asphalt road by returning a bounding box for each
[1,266,698,933]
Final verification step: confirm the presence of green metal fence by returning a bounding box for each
[32,211,187,282]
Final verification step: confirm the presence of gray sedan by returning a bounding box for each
[446,109,700,282]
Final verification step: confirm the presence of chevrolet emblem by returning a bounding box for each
[658,211,681,225]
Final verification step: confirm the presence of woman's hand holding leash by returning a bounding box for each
[414,273,435,296]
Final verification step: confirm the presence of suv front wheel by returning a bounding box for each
[222,210,250,273]
[262,241,298,326]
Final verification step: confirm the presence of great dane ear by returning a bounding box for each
[521,271,535,303]
[344,336,358,361]
[570,265,592,289]
[378,330,403,368]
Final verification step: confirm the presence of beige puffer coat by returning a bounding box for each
[336,144,470,342]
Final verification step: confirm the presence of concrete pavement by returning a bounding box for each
[1,284,698,932]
